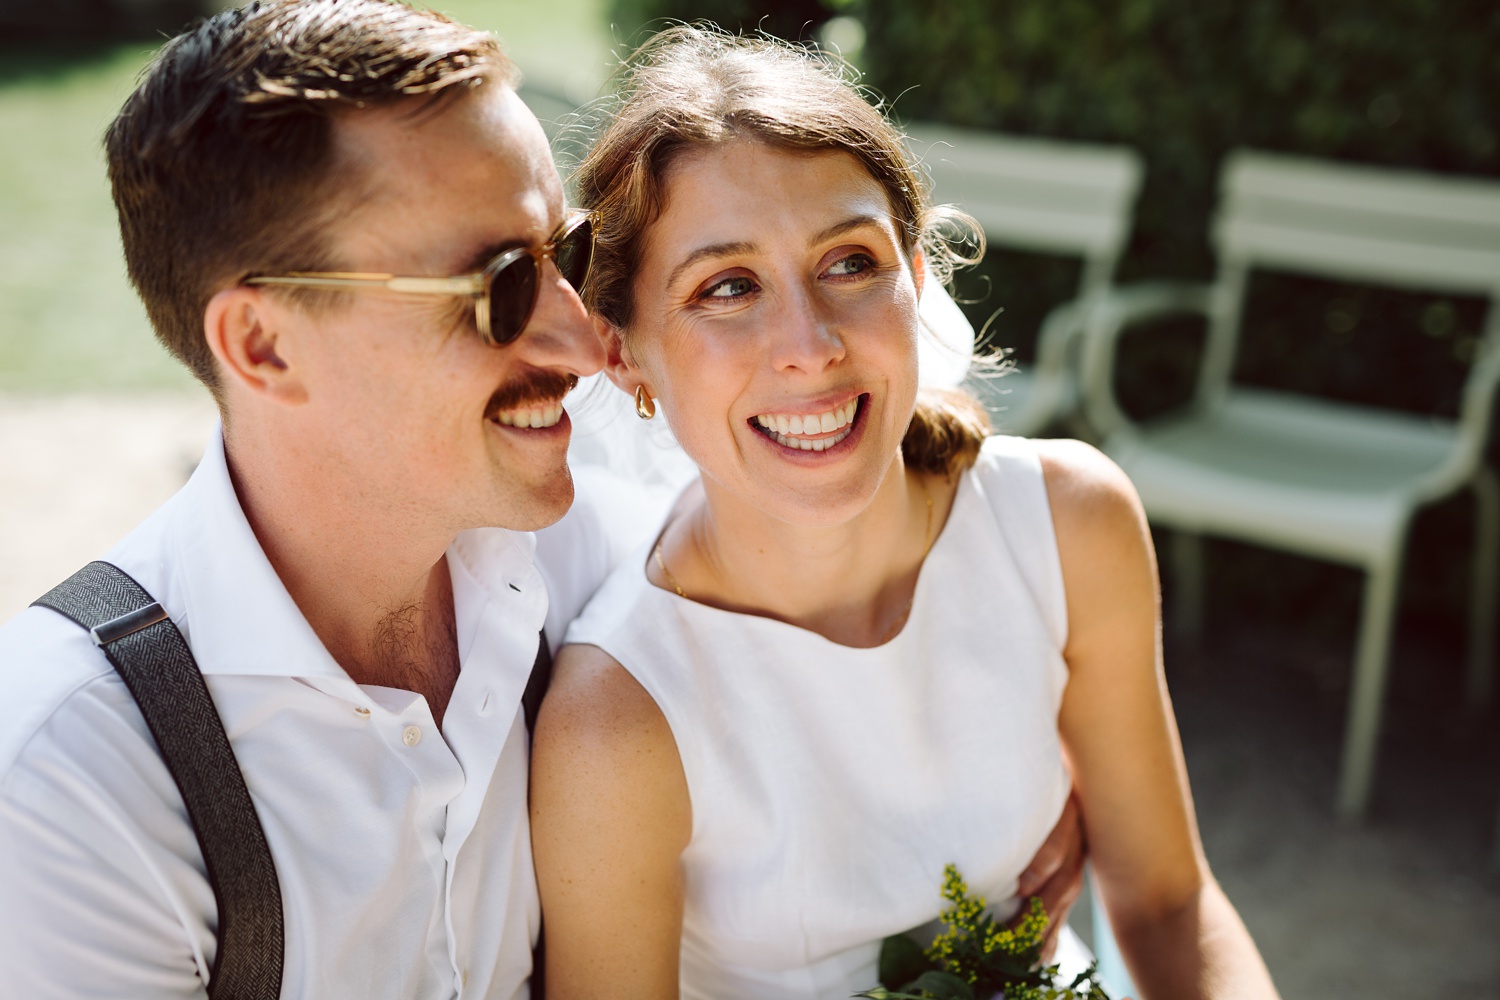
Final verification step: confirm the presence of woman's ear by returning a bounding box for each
[595,313,644,394]
[912,249,927,301]
[203,287,308,406]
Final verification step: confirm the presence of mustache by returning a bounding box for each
[484,369,580,418]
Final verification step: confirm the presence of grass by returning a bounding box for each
[0,0,610,394]
[0,44,181,392]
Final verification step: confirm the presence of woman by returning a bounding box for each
[531,26,1279,1000]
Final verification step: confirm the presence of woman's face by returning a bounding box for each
[614,140,923,526]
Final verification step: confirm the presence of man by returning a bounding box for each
[0,2,601,995]
[0,2,1082,997]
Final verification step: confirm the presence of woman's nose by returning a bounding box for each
[767,288,846,374]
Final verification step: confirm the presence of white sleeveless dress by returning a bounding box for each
[564,435,1079,1000]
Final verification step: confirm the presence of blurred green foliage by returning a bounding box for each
[0,0,214,43]
[607,0,835,45]
[859,0,1499,278]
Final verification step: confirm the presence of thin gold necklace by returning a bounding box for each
[652,480,936,644]
[654,537,688,598]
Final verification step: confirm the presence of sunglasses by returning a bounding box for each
[244,214,594,346]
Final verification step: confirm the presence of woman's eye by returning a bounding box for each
[825,253,875,277]
[702,275,757,299]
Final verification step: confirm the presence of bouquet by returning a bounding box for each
[853,864,1113,1000]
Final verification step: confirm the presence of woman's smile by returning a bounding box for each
[750,393,865,454]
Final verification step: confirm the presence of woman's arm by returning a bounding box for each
[1039,439,1279,1000]
[529,643,691,999]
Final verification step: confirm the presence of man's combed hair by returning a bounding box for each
[576,26,989,477]
[106,0,516,394]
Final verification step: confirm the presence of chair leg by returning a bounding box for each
[1336,553,1405,820]
[1466,466,1499,715]
[1492,788,1500,875]
[1168,530,1205,644]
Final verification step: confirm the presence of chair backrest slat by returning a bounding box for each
[908,123,1144,294]
[1213,150,1500,295]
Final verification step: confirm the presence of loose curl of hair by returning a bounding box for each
[574,25,990,477]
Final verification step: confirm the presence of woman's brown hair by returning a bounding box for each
[575,25,990,477]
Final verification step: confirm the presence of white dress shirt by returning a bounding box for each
[0,429,605,1000]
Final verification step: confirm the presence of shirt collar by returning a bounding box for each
[128,425,546,680]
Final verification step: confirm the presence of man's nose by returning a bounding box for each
[510,259,606,375]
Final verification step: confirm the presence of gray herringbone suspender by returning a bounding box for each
[34,561,285,1000]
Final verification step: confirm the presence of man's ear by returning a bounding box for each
[594,313,644,394]
[203,287,308,405]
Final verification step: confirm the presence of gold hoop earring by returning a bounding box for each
[634,385,656,420]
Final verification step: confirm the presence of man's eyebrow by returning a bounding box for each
[666,240,757,290]
[454,238,528,275]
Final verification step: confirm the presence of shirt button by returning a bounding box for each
[354,706,371,718]
[402,725,422,747]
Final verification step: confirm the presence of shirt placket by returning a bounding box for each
[441,537,548,997]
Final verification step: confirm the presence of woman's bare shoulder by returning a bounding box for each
[1031,438,1142,525]
[533,642,691,850]
[1031,438,1156,639]
[540,643,675,755]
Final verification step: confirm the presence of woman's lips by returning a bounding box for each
[749,395,864,452]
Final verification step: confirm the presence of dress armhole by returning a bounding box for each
[970,436,1070,654]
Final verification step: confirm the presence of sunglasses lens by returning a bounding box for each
[487,256,538,345]
[555,217,593,291]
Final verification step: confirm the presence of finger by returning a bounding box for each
[1038,918,1062,963]
[1017,794,1082,897]
[1034,838,1085,918]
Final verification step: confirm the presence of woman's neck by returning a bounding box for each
[653,455,954,647]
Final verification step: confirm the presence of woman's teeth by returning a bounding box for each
[494,401,564,429]
[753,398,859,452]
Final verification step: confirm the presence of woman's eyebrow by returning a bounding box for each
[664,215,890,289]
[809,213,887,246]
[666,240,757,289]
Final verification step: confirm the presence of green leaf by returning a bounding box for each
[904,970,976,1000]
[879,934,934,990]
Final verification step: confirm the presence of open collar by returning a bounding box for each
[112,426,546,682]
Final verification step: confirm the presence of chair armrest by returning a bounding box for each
[1440,332,1500,495]
[1076,281,1214,437]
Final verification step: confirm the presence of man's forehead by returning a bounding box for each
[327,84,564,266]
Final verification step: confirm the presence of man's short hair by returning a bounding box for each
[106,0,517,395]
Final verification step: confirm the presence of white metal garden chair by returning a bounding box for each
[1076,149,1500,819]
[906,123,1144,437]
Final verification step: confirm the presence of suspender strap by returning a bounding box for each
[522,630,554,999]
[33,561,284,1000]
[522,629,553,737]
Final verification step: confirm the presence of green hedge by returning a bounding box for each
[606,0,836,46]
[859,0,1499,276]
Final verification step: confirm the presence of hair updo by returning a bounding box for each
[574,25,990,477]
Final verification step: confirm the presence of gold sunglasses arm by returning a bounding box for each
[245,273,485,296]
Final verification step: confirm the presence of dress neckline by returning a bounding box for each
[637,465,977,651]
